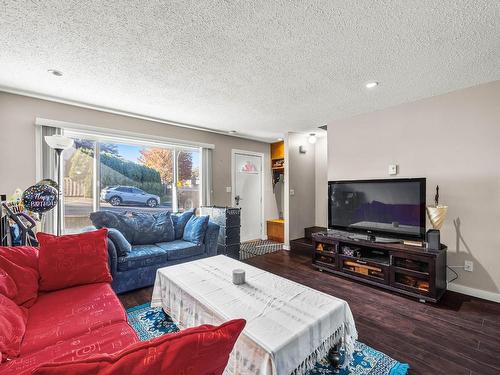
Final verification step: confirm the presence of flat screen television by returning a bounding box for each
[328,178,426,240]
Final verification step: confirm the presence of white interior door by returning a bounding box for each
[233,151,263,242]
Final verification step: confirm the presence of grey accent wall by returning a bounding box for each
[0,92,278,228]
[288,133,316,241]
[327,80,500,300]
[315,135,328,227]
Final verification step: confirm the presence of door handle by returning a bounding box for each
[234,195,243,206]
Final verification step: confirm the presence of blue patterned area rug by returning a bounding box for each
[127,303,409,375]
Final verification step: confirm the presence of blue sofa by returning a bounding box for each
[87,210,220,294]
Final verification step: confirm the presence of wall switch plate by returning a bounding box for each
[464,260,473,272]
[388,164,398,175]
[226,186,232,193]
[290,189,295,196]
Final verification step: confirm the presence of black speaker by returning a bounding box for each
[426,229,440,250]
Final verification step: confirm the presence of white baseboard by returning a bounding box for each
[447,283,500,303]
[282,245,290,251]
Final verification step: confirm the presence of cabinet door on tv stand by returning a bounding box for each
[339,255,390,285]
[390,251,436,299]
[312,241,338,270]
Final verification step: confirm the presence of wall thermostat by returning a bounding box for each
[388,164,398,175]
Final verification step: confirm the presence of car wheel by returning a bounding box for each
[109,196,122,206]
[147,198,158,208]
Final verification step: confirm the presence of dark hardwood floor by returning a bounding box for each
[119,251,500,375]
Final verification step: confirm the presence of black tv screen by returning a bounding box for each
[328,178,426,240]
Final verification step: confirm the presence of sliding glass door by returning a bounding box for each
[176,148,200,211]
[62,138,97,233]
[61,131,202,233]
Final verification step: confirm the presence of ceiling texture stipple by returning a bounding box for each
[0,1,499,141]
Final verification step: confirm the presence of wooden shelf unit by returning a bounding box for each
[267,219,284,243]
[268,141,285,243]
[312,231,447,302]
[271,141,284,160]
[271,141,285,171]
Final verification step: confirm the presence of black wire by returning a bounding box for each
[447,266,459,283]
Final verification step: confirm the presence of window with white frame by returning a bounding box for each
[60,130,202,233]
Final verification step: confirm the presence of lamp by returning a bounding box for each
[44,135,74,235]
[308,133,317,144]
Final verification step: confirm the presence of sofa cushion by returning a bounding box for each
[183,215,209,245]
[152,211,176,242]
[90,211,175,245]
[32,319,246,375]
[107,228,132,256]
[0,268,17,300]
[0,246,39,307]
[156,240,205,261]
[171,209,195,240]
[0,294,28,362]
[37,229,112,292]
[90,211,135,243]
[21,283,126,355]
[117,245,169,272]
[130,211,175,245]
[1,322,138,375]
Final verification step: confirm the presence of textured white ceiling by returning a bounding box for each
[1,1,499,141]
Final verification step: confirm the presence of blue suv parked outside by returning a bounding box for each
[100,186,161,207]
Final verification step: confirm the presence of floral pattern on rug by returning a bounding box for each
[126,303,408,375]
[126,304,179,340]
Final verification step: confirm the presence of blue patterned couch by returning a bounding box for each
[86,210,220,294]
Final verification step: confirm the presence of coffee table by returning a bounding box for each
[151,255,357,375]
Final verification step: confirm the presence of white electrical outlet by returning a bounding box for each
[226,186,232,193]
[464,260,473,272]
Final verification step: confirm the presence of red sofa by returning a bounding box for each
[1,282,138,374]
[0,231,244,374]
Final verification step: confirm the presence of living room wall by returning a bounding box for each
[314,135,328,227]
[327,80,500,301]
[0,92,279,230]
[287,133,316,242]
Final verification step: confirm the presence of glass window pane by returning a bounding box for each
[176,149,200,212]
[62,138,95,233]
[99,143,173,213]
[61,135,201,234]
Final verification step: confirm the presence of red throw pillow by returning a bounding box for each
[0,294,28,362]
[0,246,39,307]
[0,268,17,300]
[37,229,112,291]
[33,319,246,375]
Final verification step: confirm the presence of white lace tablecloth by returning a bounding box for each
[151,255,357,375]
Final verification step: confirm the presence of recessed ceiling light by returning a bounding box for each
[228,130,237,134]
[365,81,379,89]
[48,69,63,77]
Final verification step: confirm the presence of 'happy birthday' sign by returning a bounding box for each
[22,184,58,213]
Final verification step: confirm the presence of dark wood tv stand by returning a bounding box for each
[312,231,447,302]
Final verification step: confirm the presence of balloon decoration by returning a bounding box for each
[36,178,59,191]
[22,184,58,213]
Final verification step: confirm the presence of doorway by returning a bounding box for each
[231,149,264,242]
